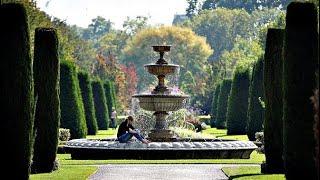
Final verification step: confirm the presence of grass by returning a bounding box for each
[30,165,97,180]
[31,127,269,179]
[222,166,285,180]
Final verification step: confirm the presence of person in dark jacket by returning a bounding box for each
[117,116,150,144]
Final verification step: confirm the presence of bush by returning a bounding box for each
[226,65,250,135]
[92,79,109,130]
[78,71,98,135]
[1,4,34,179]
[283,2,318,179]
[247,57,264,141]
[104,80,116,127]
[216,79,232,129]
[59,128,71,141]
[60,61,87,139]
[32,28,60,173]
[262,28,285,174]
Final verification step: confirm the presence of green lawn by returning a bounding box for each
[222,166,285,180]
[31,128,271,179]
[30,165,97,180]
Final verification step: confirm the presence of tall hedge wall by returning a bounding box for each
[1,4,34,179]
[283,2,318,179]
[210,83,221,127]
[78,71,98,135]
[216,79,232,129]
[32,28,60,173]
[60,61,87,139]
[262,28,284,174]
[247,57,264,141]
[92,79,109,130]
[226,65,250,135]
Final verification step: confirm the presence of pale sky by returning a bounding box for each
[36,0,188,29]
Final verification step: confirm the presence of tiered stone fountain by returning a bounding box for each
[64,45,257,160]
[133,45,189,141]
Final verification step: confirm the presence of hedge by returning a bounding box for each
[283,2,318,179]
[32,28,60,173]
[247,57,264,141]
[216,79,232,129]
[92,79,109,130]
[78,71,98,135]
[60,61,87,139]
[226,65,250,135]
[262,28,285,174]
[1,4,34,179]
[210,83,221,127]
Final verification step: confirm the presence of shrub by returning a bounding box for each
[32,28,60,173]
[247,57,264,141]
[283,2,318,179]
[60,61,87,139]
[216,79,232,129]
[226,65,250,135]
[210,83,221,127]
[59,128,71,141]
[78,71,98,135]
[262,28,285,174]
[1,4,34,179]
[103,80,116,127]
[92,79,109,130]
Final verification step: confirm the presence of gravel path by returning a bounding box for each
[89,164,259,180]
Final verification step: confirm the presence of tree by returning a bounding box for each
[1,4,34,179]
[82,16,113,41]
[226,64,250,135]
[123,16,149,36]
[201,0,292,12]
[216,79,232,129]
[247,57,264,141]
[262,28,284,174]
[60,61,87,139]
[92,79,109,130]
[283,3,318,179]
[78,71,98,135]
[186,0,199,18]
[122,26,212,103]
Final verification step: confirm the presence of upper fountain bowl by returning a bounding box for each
[145,64,179,76]
[152,45,171,53]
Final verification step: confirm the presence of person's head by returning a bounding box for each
[112,107,115,111]
[126,116,134,125]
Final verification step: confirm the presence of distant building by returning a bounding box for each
[172,14,188,25]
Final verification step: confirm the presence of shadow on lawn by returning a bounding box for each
[228,173,262,179]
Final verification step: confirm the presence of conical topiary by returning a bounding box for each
[283,2,318,179]
[210,82,221,127]
[32,28,60,173]
[78,71,98,135]
[216,79,232,129]
[262,28,285,174]
[1,3,34,179]
[92,79,109,130]
[226,65,250,135]
[60,61,87,139]
[247,57,264,141]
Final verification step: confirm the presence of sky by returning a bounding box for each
[36,0,188,29]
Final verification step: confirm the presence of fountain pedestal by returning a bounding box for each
[148,112,174,141]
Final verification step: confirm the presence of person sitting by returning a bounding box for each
[117,116,151,144]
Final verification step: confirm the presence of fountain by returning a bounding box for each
[132,45,189,141]
[64,45,257,160]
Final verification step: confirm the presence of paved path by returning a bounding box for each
[89,164,259,180]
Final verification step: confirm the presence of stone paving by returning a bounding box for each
[89,164,259,180]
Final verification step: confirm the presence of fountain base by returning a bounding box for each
[148,129,175,141]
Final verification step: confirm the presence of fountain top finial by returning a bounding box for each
[152,45,171,53]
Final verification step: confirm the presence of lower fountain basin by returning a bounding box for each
[64,138,257,160]
[132,94,189,111]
